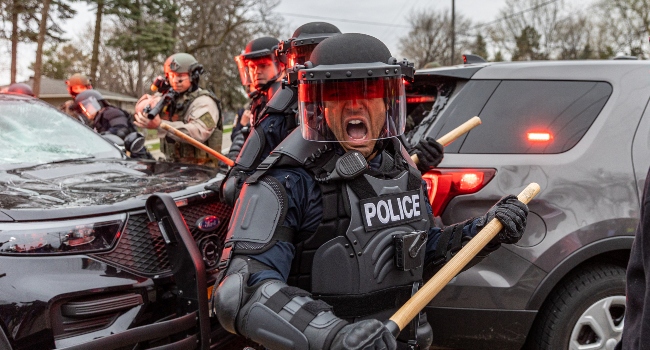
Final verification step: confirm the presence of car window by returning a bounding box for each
[458,80,612,154]
[0,99,122,168]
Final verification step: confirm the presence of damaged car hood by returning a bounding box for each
[0,159,220,210]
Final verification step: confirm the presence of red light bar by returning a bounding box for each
[406,96,436,104]
[527,132,552,142]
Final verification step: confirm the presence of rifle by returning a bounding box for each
[144,76,179,120]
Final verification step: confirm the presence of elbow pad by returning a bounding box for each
[214,256,347,350]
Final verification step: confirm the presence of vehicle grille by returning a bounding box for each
[91,199,232,277]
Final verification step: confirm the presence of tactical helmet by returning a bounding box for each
[277,22,341,68]
[6,83,34,97]
[296,33,414,144]
[74,89,106,120]
[234,37,282,87]
[164,53,204,90]
[65,73,92,97]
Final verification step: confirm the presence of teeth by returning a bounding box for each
[349,120,362,125]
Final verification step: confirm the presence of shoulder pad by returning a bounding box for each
[265,86,297,115]
[271,128,332,166]
[235,126,265,170]
[226,176,288,251]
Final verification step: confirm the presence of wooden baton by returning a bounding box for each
[384,182,541,336]
[411,116,482,164]
[160,123,235,167]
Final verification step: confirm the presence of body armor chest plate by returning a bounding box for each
[311,171,430,296]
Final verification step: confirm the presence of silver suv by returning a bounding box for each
[406,59,650,350]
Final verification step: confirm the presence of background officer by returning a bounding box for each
[60,73,93,125]
[227,36,285,161]
[75,89,151,159]
[134,53,223,167]
[221,22,342,204]
[213,33,529,349]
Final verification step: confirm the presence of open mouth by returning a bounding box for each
[346,119,368,140]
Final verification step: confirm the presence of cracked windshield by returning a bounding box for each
[0,100,120,168]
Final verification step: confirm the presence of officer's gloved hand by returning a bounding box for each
[477,195,529,244]
[412,137,444,172]
[331,319,396,350]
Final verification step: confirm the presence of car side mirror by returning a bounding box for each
[101,133,125,148]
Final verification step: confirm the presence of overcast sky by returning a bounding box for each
[1,0,596,85]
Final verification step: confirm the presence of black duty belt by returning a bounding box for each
[314,285,413,319]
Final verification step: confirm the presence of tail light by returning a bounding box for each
[422,168,496,216]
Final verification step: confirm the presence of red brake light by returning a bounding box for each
[422,168,496,216]
[527,132,552,142]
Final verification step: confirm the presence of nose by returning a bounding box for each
[344,99,365,113]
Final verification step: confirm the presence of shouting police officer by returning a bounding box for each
[213,33,529,349]
[75,90,151,159]
[221,22,342,205]
[134,53,223,167]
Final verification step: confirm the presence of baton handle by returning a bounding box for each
[160,123,235,167]
[411,116,481,164]
[385,182,541,336]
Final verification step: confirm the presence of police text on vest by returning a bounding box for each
[360,190,423,231]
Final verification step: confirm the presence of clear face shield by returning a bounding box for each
[298,76,406,145]
[234,54,282,89]
[77,96,102,120]
[287,44,317,69]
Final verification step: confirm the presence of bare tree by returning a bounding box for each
[173,0,283,110]
[399,8,473,68]
[594,0,650,58]
[489,0,565,60]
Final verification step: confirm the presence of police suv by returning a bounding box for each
[405,57,648,349]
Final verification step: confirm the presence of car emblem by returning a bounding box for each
[169,59,180,72]
[196,215,220,232]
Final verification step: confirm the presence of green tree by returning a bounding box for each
[40,43,89,79]
[493,50,504,62]
[512,25,543,61]
[0,0,40,83]
[472,33,488,60]
[107,0,178,96]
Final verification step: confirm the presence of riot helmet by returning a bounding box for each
[277,22,341,69]
[234,37,283,89]
[74,89,106,120]
[297,33,414,157]
[6,83,34,97]
[163,53,204,93]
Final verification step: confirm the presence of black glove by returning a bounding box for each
[331,319,397,350]
[477,195,529,244]
[412,137,444,172]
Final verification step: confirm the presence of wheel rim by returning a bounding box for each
[569,295,625,350]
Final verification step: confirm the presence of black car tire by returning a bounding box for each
[525,263,626,350]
